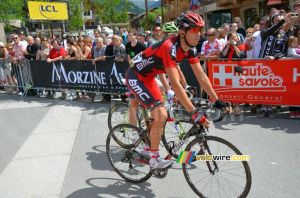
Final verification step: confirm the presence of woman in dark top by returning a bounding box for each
[221,32,247,116]
[221,32,246,61]
[64,38,77,60]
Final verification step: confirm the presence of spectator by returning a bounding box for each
[35,37,41,46]
[287,36,300,57]
[221,32,246,116]
[139,33,148,47]
[99,35,117,103]
[222,23,230,43]
[146,33,155,46]
[200,28,222,62]
[244,28,254,58]
[258,13,297,118]
[152,24,164,42]
[74,36,91,100]
[253,24,260,32]
[126,30,146,61]
[46,39,67,99]
[234,16,246,38]
[63,34,74,51]
[286,36,300,118]
[0,43,12,93]
[230,23,245,42]
[36,37,50,97]
[259,13,296,60]
[6,43,19,94]
[89,37,107,102]
[113,36,126,62]
[17,30,26,43]
[293,26,300,54]
[64,38,77,60]
[292,1,300,29]
[221,32,246,61]
[85,38,93,52]
[76,36,92,60]
[119,28,127,44]
[12,33,27,95]
[36,37,50,60]
[93,29,101,47]
[21,36,39,60]
[155,13,162,25]
[217,28,226,50]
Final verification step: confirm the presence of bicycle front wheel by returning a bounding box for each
[106,124,152,183]
[182,136,251,198]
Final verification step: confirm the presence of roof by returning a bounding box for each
[133,7,160,20]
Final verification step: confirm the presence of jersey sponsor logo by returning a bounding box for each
[135,57,155,71]
[170,44,177,60]
[128,79,151,101]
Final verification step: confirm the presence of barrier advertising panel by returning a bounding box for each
[207,59,300,106]
[30,60,128,92]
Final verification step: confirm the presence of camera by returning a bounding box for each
[230,41,234,45]
[251,36,257,40]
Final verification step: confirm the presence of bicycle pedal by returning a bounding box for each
[151,168,168,178]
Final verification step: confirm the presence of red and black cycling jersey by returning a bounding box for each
[129,36,199,77]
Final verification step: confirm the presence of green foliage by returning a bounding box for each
[68,0,85,31]
[0,0,24,32]
[92,0,134,24]
[140,8,166,31]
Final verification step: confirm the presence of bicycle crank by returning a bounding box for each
[151,165,172,179]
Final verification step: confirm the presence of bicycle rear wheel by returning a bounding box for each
[182,136,251,198]
[106,124,152,183]
[108,103,130,131]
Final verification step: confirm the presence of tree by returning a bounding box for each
[92,0,133,24]
[68,0,85,31]
[0,0,23,32]
[140,8,166,31]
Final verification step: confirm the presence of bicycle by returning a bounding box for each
[106,106,252,197]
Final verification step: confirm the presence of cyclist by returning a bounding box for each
[126,13,231,170]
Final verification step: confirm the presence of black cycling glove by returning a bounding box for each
[214,99,227,110]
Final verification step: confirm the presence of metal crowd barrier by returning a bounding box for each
[0,60,32,97]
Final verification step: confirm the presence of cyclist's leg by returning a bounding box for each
[126,69,173,168]
[129,98,139,126]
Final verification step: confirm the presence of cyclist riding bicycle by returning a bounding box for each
[126,13,231,170]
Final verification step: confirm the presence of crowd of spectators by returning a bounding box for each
[1,3,300,119]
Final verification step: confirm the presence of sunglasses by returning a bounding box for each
[189,27,202,33]
[12,37,18,40]
[295,4,300,6]
[78,40,84,42]
[154,29,161,32]
[0,47,3,48]
[206,34,216,37]
[246,32,253,34]
[260,23,265,25]
[8,48,13,50]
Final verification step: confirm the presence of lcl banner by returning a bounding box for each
[30,60,128,93]
[207,60,300,106]
[28,1,69,20]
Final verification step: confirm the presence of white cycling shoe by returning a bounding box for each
[149,157,173,170]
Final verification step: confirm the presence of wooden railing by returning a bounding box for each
[163,4,190,22]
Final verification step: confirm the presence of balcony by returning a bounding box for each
[217,0,237,6]
[163,4,189,22]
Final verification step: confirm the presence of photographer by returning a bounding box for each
[221,32,246,116]
[221,32,246,61]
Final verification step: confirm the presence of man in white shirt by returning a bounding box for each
[200,28,222,62]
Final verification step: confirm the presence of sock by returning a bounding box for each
[143,142,150,151]
[149,149,160,163]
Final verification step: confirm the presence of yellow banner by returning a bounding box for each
[28,1,68,20]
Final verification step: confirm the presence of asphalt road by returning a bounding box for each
[0,93,299,198]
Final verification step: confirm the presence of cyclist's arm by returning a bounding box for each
[166,67,195,113]
[190,62,218,102]
[158,73,171,91]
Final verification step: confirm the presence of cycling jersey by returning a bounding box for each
[126,36,199,110]
[129,36,199,77]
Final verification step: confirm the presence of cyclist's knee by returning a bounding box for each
[151,105,167,123]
